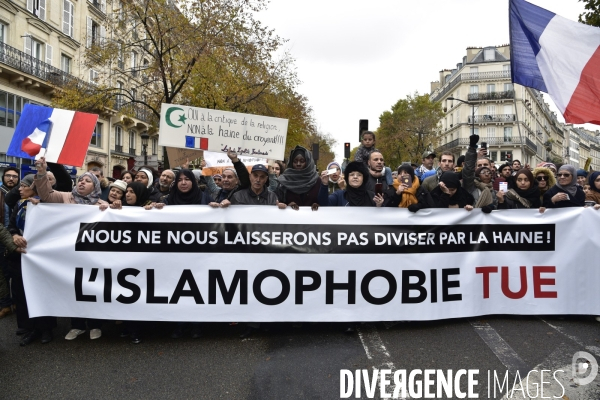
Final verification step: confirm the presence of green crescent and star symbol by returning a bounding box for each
[165,107,187,128]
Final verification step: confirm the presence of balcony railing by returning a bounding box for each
[0,41,85,88]
[115,102,153,123]
[431,70,511,102]
[468,90,514,102]
[128,148,136,155]
[468,114,516,124]
[436,136,538,153]
[114,145,123,153]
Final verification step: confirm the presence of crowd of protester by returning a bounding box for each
[0,132,598,346]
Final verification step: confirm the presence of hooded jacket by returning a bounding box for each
[532,167,556,204]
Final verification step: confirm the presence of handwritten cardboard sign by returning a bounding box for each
[201,151,267,176]
[158,104,288,161]
[165,146,204,168]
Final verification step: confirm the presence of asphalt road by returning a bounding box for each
[1,314,599,399]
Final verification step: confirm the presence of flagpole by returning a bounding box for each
[512,87,526,165]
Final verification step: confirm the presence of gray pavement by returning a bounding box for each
[1,314,599,399]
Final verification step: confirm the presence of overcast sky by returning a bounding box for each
[257,0,590,160]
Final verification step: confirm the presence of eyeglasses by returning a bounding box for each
[536,176,548,181]
[4,175,18,179]
[557,173,571,178]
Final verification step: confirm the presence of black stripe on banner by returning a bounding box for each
[74,223,555,254]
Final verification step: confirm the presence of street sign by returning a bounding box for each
[134,155,158,163]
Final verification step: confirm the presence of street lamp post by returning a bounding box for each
[140,131,149,165]
[447,97,475,136]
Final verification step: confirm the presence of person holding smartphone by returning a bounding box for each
[384,165,426,208]
[317,161,383,207]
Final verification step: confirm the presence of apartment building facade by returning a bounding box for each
[0,0,160,178]
[430,45,566,168]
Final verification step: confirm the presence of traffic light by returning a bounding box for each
[359,119,368,141]
[344,142,351,159]
[312,143,320,161]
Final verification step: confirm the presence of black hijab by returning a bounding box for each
[509,168,541,207]
[167,169,203,205]
[125,182,150,207]
[343,161,375,207]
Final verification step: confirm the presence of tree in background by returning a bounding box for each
[579,0,600,27]
[376,92,444,169]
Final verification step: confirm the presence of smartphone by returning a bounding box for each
[327,168,338,176]
[375,183,383,195]
[402,175,412,187]
[481,142,487,149]
[499,182,508,193]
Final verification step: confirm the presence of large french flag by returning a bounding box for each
[510,0,600,125]
[7,104,98,166]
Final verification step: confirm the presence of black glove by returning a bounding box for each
[469,134,480,148]
[408,204,420,213]
[481,205,493,214]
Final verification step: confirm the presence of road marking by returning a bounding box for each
[471,320,530,377]
[540,318,600,358]
[357,323,405,399]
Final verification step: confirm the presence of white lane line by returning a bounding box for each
[540,318,600,358]
[357,323,404,399]
[471,320,530,377]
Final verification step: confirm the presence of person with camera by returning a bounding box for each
[384,165,425,208]
[317,161,383,207]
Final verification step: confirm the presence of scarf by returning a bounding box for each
[473,178,493,208]
[343,161,375,207]
[125,182,150,206]
[392,175,420,208]
[277,146,319,195]
[72,172,102,205]
[167,169,204,205]
[137,168,154,189]
[555,165,578,197]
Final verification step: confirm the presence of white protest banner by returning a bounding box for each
[22,205,600,322]
[201,151,267,176]
[158,104,288,160]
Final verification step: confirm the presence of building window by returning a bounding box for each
[504,83,513,92]
[61,54,71,73]
[490,151,498,162]
[115,126,123,148]
[116,81,124,108]
[89,69,99,84]
[500,151,513,161]
[484,48,495,61]
[470,85,478,94]
[27,0,46,21]
[117,42,124,69]
[87,18,105,47]
[487,84,495,93]
[504,127,513,142]
[62,0,74,37]
[131,51,137,76]
[152,138,158,155]
[91,122,102,147]
[0,23,6,45]
[91,0,106,13]
[131,88,137,101]
[129,130,136,155]
[486,127,495,140]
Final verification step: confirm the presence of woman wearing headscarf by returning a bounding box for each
[318,161,384,207]
[384,165,425,208]
[31,158,105,342]
[542,165,585,208]
[161,169,204,206]
[99,180,127,211]
[326,161,344,194]
[7,175,51,345]
[497,169,541,209]
[124,182,153,207]
[586,171,600,205]
[408,172,474,212]
[135,167,162,202]
[533,166,556,204]
[275,146,320,210]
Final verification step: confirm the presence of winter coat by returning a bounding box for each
[231,187,278,205]
[542,185,585,208]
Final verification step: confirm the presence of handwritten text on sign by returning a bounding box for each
[158,104,288,160]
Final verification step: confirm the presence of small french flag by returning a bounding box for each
[185,136,209,150]
[8,104,99,166]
